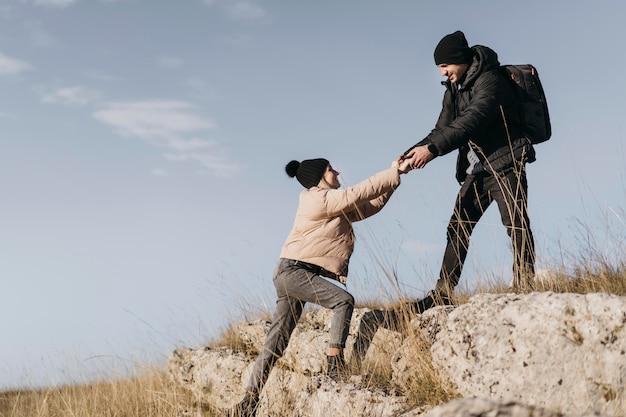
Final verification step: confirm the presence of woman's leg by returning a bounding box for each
[277,259,354,349]
[245,258,354,393]
[245,260,305,394]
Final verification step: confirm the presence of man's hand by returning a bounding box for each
[405,145,435,169]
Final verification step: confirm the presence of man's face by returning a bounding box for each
[438,63,469,83]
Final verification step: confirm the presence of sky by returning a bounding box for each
[1,0,626,390]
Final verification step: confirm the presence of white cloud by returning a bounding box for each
[156,55,184,69]
[41,86,100,106]
[22,19,59,48]
[93,100,214,141]
[0,52,32,75]
[34,0,76,7]
[203,0,269,21]
[85,70,122,82]
[225,1,267,20]
[164,150,243,178]
[184,78,220,101]
[0,5,16,19]
[150,168,168,177]
[92,100,244,177]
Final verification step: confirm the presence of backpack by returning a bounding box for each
[499,64,551,144]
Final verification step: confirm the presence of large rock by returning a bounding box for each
[391,306,454,392]
[430,292,626,417]
[167,346,251,407]
[420,397,604,417]
[168,292,625,417]
[168,306,408,412]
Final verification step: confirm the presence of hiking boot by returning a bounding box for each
[410,290,454,314]
[411,293,435,313]
[432,290,454,306]
[326,353,347,382]
[223,392,259,417]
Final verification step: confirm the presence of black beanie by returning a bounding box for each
[285,158,329,189]
[434,31,474,65]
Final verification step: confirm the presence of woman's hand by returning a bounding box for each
[392,156,412,174]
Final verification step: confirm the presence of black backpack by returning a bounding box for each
[499,64,551,144]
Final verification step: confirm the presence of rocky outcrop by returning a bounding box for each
[430,292,626,417]
[168,292,626,417]
[419,397,605,417]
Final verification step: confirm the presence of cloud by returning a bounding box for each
[203,0,269,21]
[22,18,59,48]
[92,100,244,177]
[0,5,16,19]
[41,86,100,106]
[150,168,168,177]
[93,100,214,140]
[156,55,184,69]
[164,150,242,178]
[34,0,76,7]
[0,52,32,75]
[84,70,122,82]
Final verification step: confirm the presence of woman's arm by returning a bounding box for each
[323,167,401,219]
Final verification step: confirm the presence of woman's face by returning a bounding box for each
[323,164,341,189]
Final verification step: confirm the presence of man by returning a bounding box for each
[405,31,537,310]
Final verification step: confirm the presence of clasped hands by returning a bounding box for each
[391,155,412,174]
[391,144,435,174]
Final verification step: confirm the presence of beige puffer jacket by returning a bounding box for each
[279,167,400,283]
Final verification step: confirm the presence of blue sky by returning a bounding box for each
[1,0,625,389]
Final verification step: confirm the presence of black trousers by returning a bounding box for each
[436,168,535,292]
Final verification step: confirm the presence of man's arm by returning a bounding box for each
[405,72,502,167]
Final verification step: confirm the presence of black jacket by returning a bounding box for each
[416,45,535,183]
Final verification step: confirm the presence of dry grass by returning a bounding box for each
[0,369,213,417]
[4,236,626,416]
[482,264,626,297]
[398,331,459,407]
[4,265,625,417]
[353,312,460,407]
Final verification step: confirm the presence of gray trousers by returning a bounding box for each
[246,258,354,393]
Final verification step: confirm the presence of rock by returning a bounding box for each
[419,397,604,417]
[265,376,410,417]
[168,292,625,417]
[167,346,252,409]
[391,306,454,392]
[430,292,626,417]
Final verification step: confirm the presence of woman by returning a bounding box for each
[226,156,409,417]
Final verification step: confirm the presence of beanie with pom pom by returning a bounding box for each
[285,158,329,189]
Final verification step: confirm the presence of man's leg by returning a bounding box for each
[489,169,536,290]
[435,174,490,295]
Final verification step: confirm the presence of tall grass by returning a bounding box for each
[0,369,204,417]
[4,210,626,416]
[3,264,625,417]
